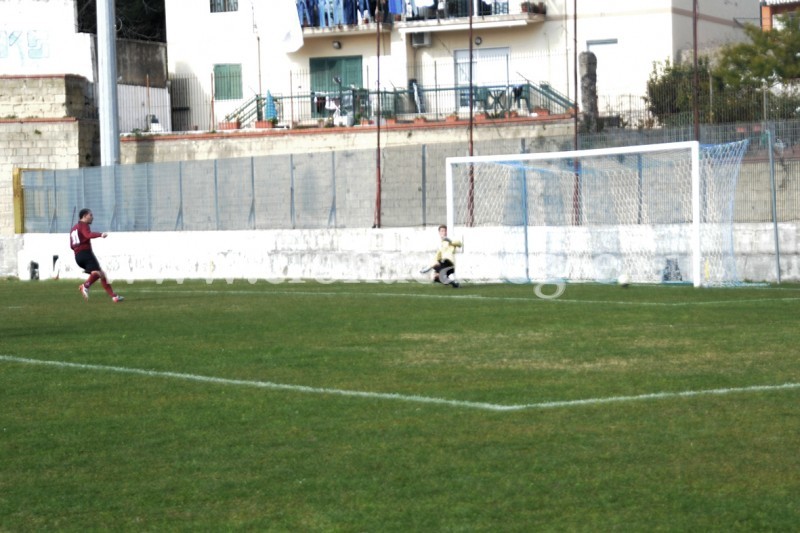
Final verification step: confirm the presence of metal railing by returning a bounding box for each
[296,0,540,27]
[159,65,800,134]
[217,80,575,129]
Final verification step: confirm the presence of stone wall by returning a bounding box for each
[0,75,94,120]
[0,118,97,235]
[0,75,99,237]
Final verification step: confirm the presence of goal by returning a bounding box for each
[445,140,749,287]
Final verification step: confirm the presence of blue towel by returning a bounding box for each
[265,92,277,120]
[388,0,404,14]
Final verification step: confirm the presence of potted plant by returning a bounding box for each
[523,2,545,14]
[255,117,277,129]
[218,118,241,130]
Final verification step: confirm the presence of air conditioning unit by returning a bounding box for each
[411,32,431,48]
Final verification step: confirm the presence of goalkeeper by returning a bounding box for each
[422,224,462,288]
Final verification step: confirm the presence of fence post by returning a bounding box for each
[421,144,427,226]
[328,152,337,228]
[249,157,257,229]
[767,130,782,283]
[175,161,184,231]
[290,154,296,229]
[12,169,24,233]
[214,159,220,230]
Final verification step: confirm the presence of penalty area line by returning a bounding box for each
[1,355,798,413]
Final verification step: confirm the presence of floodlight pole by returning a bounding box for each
[97,0,120,166]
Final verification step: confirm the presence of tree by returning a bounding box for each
[642,58,760,126]
[715,14,800,123]
[644,59,701,127]
[716,14,800,89]
[76,0,166,42]
[644,14,800,126]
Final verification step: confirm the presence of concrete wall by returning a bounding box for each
[116,40,168,88]
[12,223,799,285]
[119,118,573,163]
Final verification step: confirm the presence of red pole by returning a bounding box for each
[467,0,475,226]
[374,2,382,228]
[572,0,581,226]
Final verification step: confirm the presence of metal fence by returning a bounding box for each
[20,123,800,234]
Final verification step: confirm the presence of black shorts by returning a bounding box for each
[434,259,455,276]
[75,250,101,274]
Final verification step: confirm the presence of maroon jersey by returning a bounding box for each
[69,221,102,254]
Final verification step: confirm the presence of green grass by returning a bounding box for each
[1,279,799,531]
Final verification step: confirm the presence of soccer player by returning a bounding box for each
[423,224,462,288]
[69,208,124,303]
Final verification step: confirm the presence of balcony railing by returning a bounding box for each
[220,80,574,129]
[298,0,545,28]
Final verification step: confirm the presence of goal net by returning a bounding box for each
[445,140,749,287]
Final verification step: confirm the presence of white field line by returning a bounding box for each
[2,355,798,413]
[133,288,800,307]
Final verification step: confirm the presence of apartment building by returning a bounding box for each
[164,0,759,129]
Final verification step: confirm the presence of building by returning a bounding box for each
[0,0,170,134]
[164,0,759,130]
[761,0,800,30]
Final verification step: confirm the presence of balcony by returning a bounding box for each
[301,0,546,39]
[404,1,546,19]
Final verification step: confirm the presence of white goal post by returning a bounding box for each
[445,140,749,287]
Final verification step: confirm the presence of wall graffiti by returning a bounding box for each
[0,30,50,61]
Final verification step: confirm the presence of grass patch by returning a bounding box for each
[1,279,799,530]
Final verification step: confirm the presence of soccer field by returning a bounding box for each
[1,279,798,530]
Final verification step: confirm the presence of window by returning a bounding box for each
[213,64,242,100]
[210,0,238,13]
[455,47,510,109]
[310,57,364,92]
[309,57,364,117]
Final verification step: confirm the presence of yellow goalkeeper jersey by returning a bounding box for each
[435,238,462,264]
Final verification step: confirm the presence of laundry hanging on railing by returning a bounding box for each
[265,92,277,120]
[388,0,404,14]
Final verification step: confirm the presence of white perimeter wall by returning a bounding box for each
[8,223,799,284]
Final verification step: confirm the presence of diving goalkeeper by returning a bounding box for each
[421,224,462,288]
